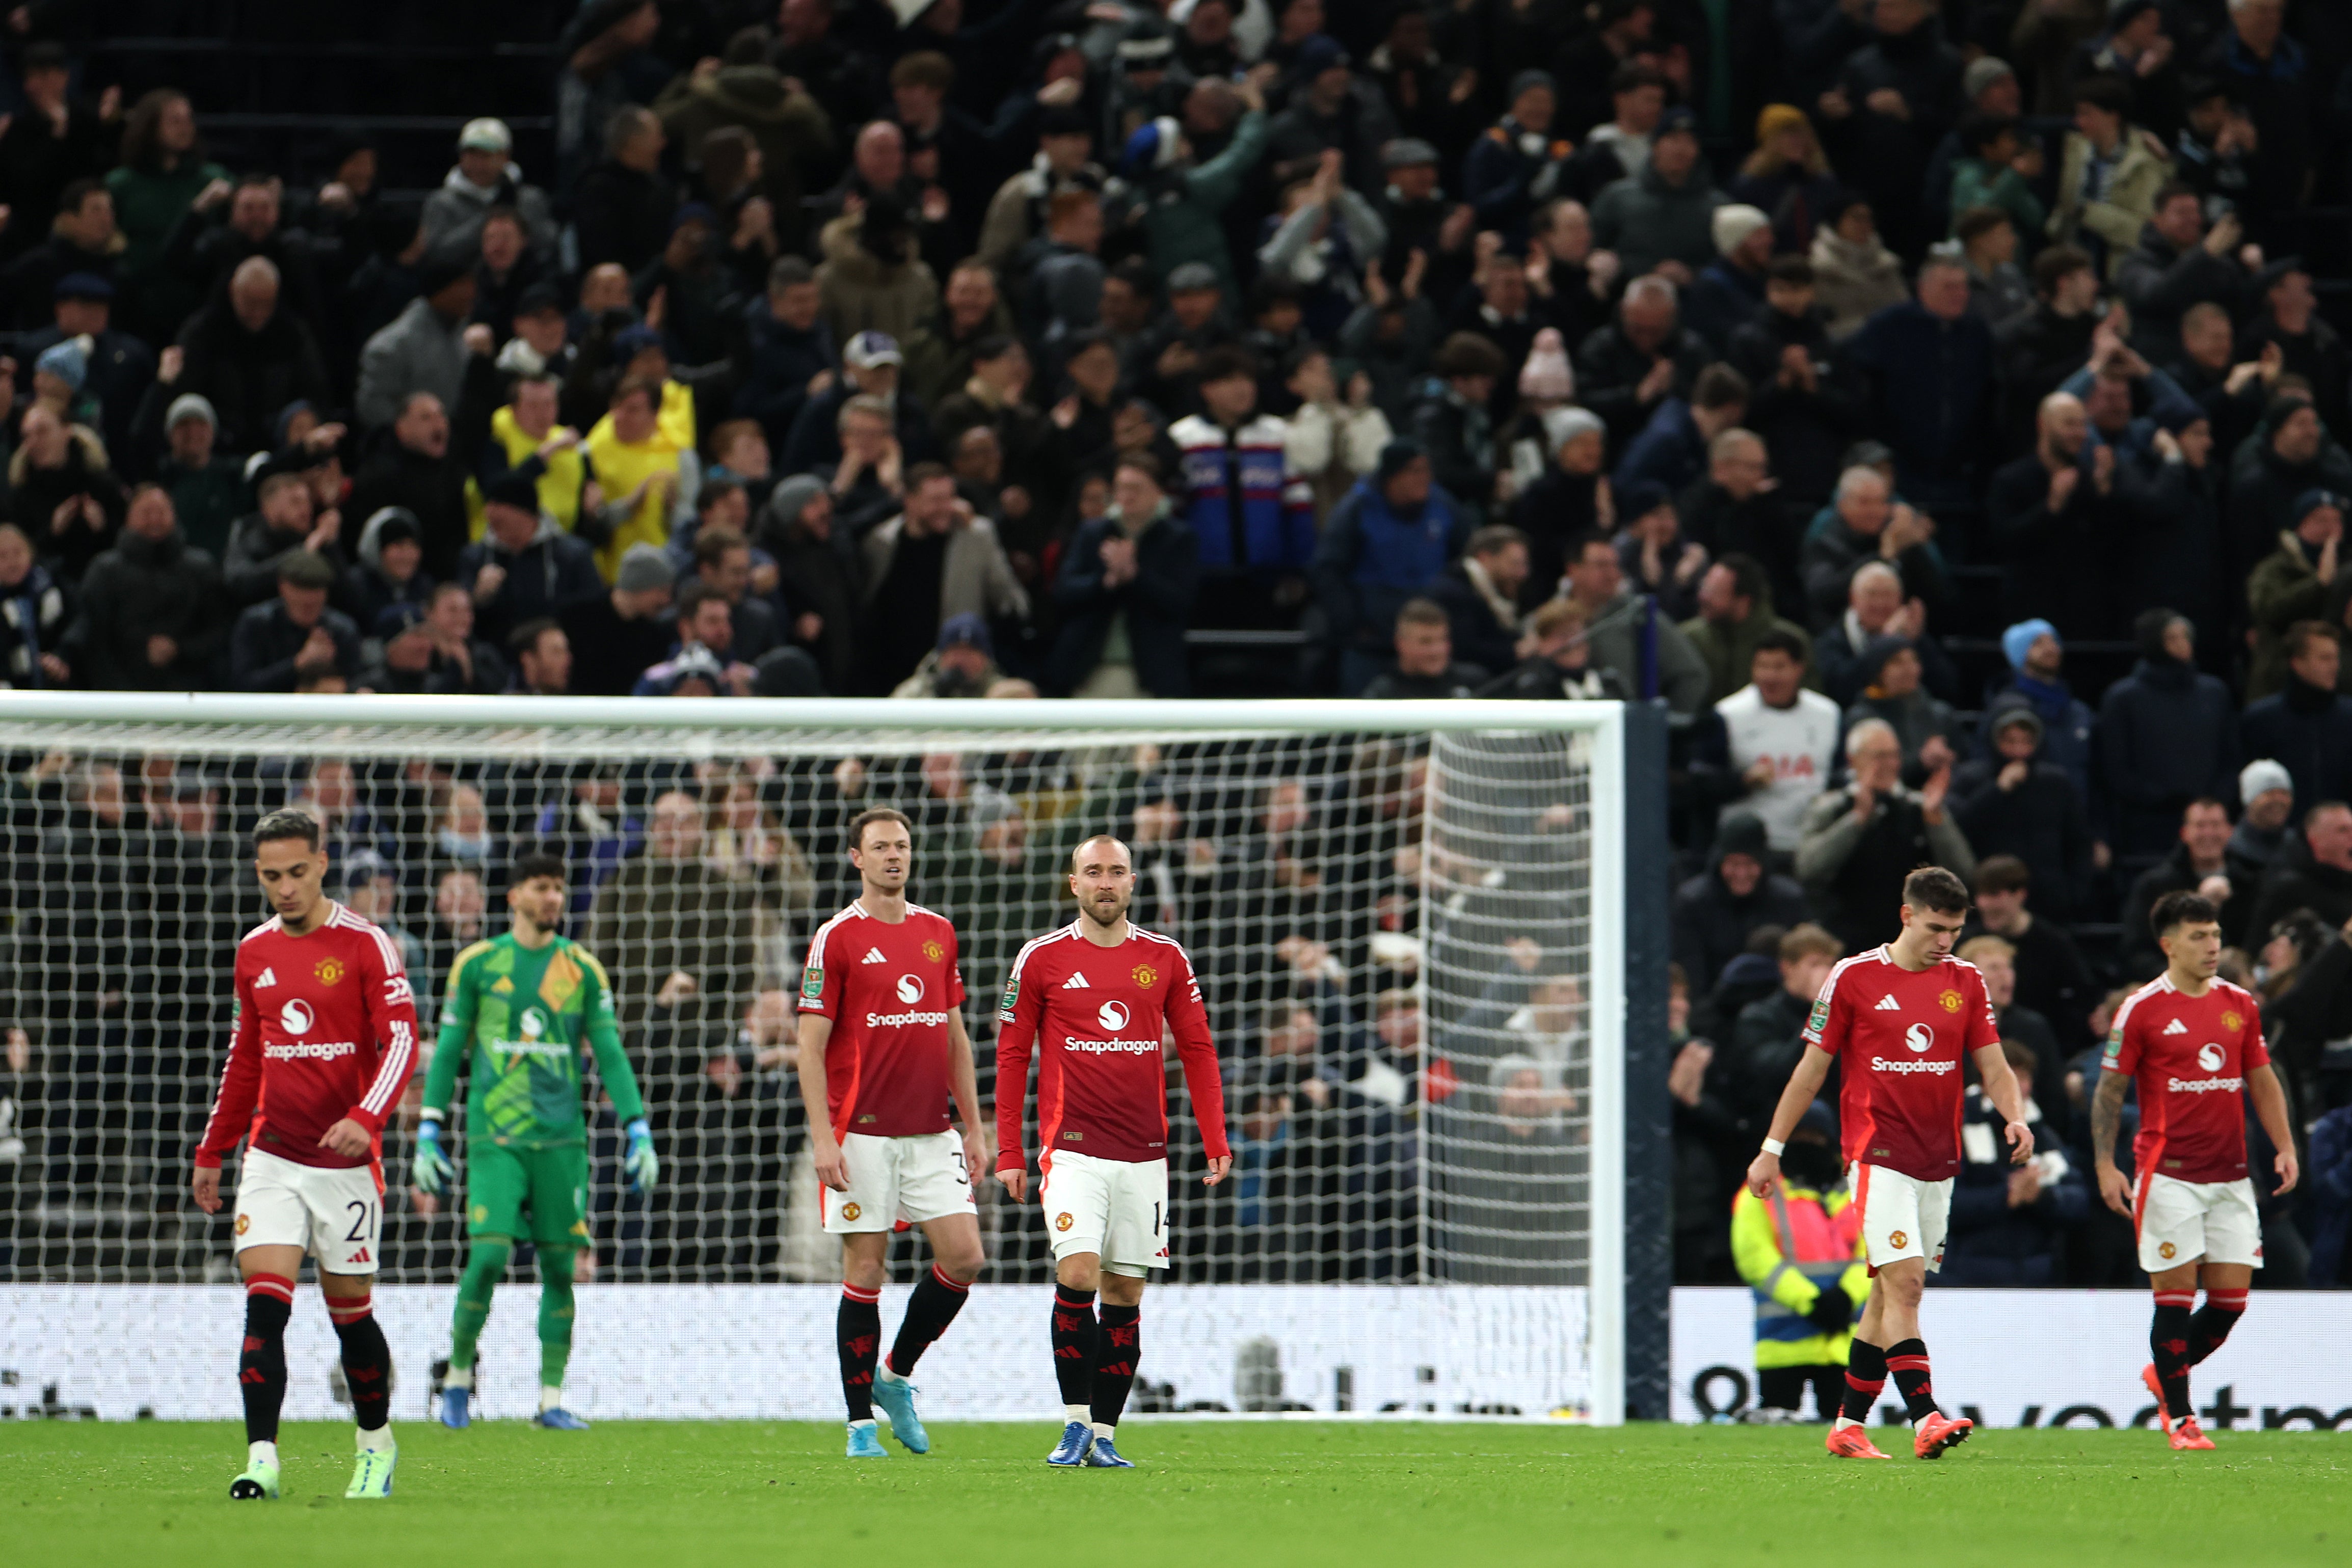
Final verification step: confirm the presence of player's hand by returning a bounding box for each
[411,1118,453,1196]
[1807,1283,1852,1334]
[1745,1149,1780,1199]
[319,1117,371,1159]
[961,1127,986,1184]
[191,1165,221,1213]
[1203,1154,1233,1187]
[2275,1147,2301,1195]
[2003,1119,2034,1165]
[623,1117,659,1192]
[997,1167,1028,1204]
[813,1136,851,1193]
[2096,1160,2131,1215]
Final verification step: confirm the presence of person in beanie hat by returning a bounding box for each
[355,250,476,429]
[1107,74,1270,299]
[1949,706,2096,919]
[1979,617,2097,812]
[1670,810,1813,994]
[1684,203,1774,352]
[346,505,435,634]
[2241,619,2352,820]
[891,609,1004,698]
[2228,758,2297,889]
[2097,608,2241,857]
[2247,490,2351,699]
[1463,68,1574,244]
[457,471,604,645]
[155,390,247,559]
[1841,633,1958,783]
[556,541,678,695]
[421,114,557,259]
[1590,104,1726,283]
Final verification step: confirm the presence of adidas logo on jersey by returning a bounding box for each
[255,968,277,988]
[1061,972,1092,990]
[2163,1018,2188,1035]
[1875,995,1901,1011]
[862,948,887,964]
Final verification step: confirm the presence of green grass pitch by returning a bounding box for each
[6,1420,2346,1566]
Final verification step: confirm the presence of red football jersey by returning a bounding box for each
[994,921,1228,1169]
[2104,974,2270,1184]
[799,900,966,1140]
[1804,947,2000,1181]
[196,904,421,1172]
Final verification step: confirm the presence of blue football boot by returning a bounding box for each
[1046,1420,1095,1467]
[1083,1431,1134,1468]
[846,1421,890,1458]
[439,1386,471,1429]
[871,1372,930,1454]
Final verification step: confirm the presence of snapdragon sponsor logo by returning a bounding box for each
[1870,1057,1957,1075]
[864,1010,950,1028]
[495,1040,577,1060]
[1065,1037,1161,1055]
[2166,1076,2245,1094]
[263,1039,359,1062]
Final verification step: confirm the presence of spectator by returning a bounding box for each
[1575,275,1713,451]
[2122,799,2243,975]
[2047,75,2173,281]
[8,402,122,584]
[509,618,572,696]
[1946,112,2045,241]
[582,377,689,582]
[574,105,673,274]
[1842,635,1959,781]
[1425,525,1528,679]
[2250,800,2352,941]
[1480,596,1626,701]
[1567,60,1667,198]
[1411,332,1504,527]
[1265,35,1397,197]
[1559,533,1709,714]
[783,330,929,477]
[1714,628,1841,857]
[2238,260,2348,445]
[1725,257,1866,516]
[1314,439,1466,693]
[1983,619,2098,809]
[557,543,677,696]
[1590,107,1723,286]
[889,612,1001,701]
[475,371,593,538]
[734,256,837,448]
[1462,70,1575,245]
[584,788,765,1034]
[2248,491,2352,699]
[903,261,1014,412]
[16,274,152,471]
[347,391,470,580]
[856,464,1028,695]
[105,89,231,342]
[1730,924,1846,1124]
[1942,1040,2084,1285]
[169,256,334,456]
[1172,345,1315,628]
[2240,621,2352,811]
[230,549,361,692]
[979,107,1102,281]
[636,585,756,698]
[1727,104,1841,255]
[355,254,476,431]
[1816,0,1963,257]
[1115,78,1271,298]
[150,393,244,559]
[1968,855,2097,1044]
[1800,467,1947,631]
[1614,363,1749,498]
[1684,549,1811,706]
[0,523,68,688]
[1806,196,1907,342]
[1988,390,2114,634]
[2232,758,2297,882]
[62,484,224,692]
[1613,481,1704,621]
[2228,398,2352,563]
[456,471,604,644]
[1845,252,1994,513]
[2098,608,2241,857]
[1357,598,1486,700]
[1795,717,1973,952]
[684,523,779,665]
[2115,183,2253,359]
[420,117,557,260]
[222,470,344,607]
[755,475,857,694]
[1950,709,2096,921]
[1954,206,2033,334]
[1509,405,1609,600]
[2198,0,2310,233]
[1682,205,1773,354]
[366,581,507,696]
[1282,345,1391,522]
[345,506,433,634]
[1672,812,1812,994]
[655,41,828,258]
[1050,453,1199,699]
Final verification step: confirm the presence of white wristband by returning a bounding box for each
[1760,1137,1786,1157]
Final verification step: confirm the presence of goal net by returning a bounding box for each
[0,694,1637,1423]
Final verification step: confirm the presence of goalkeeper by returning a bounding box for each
[411,850,657,1430]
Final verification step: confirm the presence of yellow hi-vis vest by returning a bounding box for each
[1730,1181,1871,1369]
[464,405,587,542]
[582,381,694,582]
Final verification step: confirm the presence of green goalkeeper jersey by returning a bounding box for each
[424,933,646,1149]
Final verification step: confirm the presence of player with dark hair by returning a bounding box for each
[413,850,655,1431]
[2093,890,2299,1451]
[192,808,422,1500]
[1746,865,2032,1461]
[995,833,1231,1468]
[797,806,986,1459]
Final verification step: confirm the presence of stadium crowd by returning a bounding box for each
[1,0,2351,1292]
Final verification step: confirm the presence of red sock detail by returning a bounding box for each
[1843,1372,1886,1395]
[1885,1355,1931,1372]
[841,1283,881,1304]
[930,1263,970,1293]
[327,1292,373,1324]
[2205,1289,2249,1309]
[246,1273,296,1303]
[2153,1290,2196,1308]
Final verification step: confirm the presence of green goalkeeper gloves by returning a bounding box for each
[623,1118,659,1192]
[412,1117,453,1196]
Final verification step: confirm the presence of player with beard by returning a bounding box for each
[995,834,1230,1468]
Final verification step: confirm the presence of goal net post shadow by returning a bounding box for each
[0,692,1668,1423]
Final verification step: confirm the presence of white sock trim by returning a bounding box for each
[848,1416,877,1429]
[539,1385,564,1413]
[357,1425,394,1453]
[1833,1416,1862,1431]
[876,1361,907,1385]
[1063,1403,1090,1424]
[1091,1421,1116,1439]
[443,1365,472,1391]
[248,1439,279,1468]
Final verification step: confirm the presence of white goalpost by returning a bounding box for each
[0,693,1660,1425]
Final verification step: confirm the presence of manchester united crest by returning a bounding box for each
[2160,1241,2178,1259]
[923,939,945,963]
[314,957,347,985]
[1055,1211,1075,1232]
[842,1202,862,1222]
[234,1213,250,1235]
[1889,1230,1908,1249]
[1938,990,1963,1013]
[2223,1011,2243,1033]
[1131,963,1159,989]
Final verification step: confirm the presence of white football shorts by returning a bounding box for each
[2134,1172,2262,1272]
[822,1130,975,1233]
[1853,1163,1951,1275]
[233,1147,384,1274]
[1039,1150,1169,1277]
